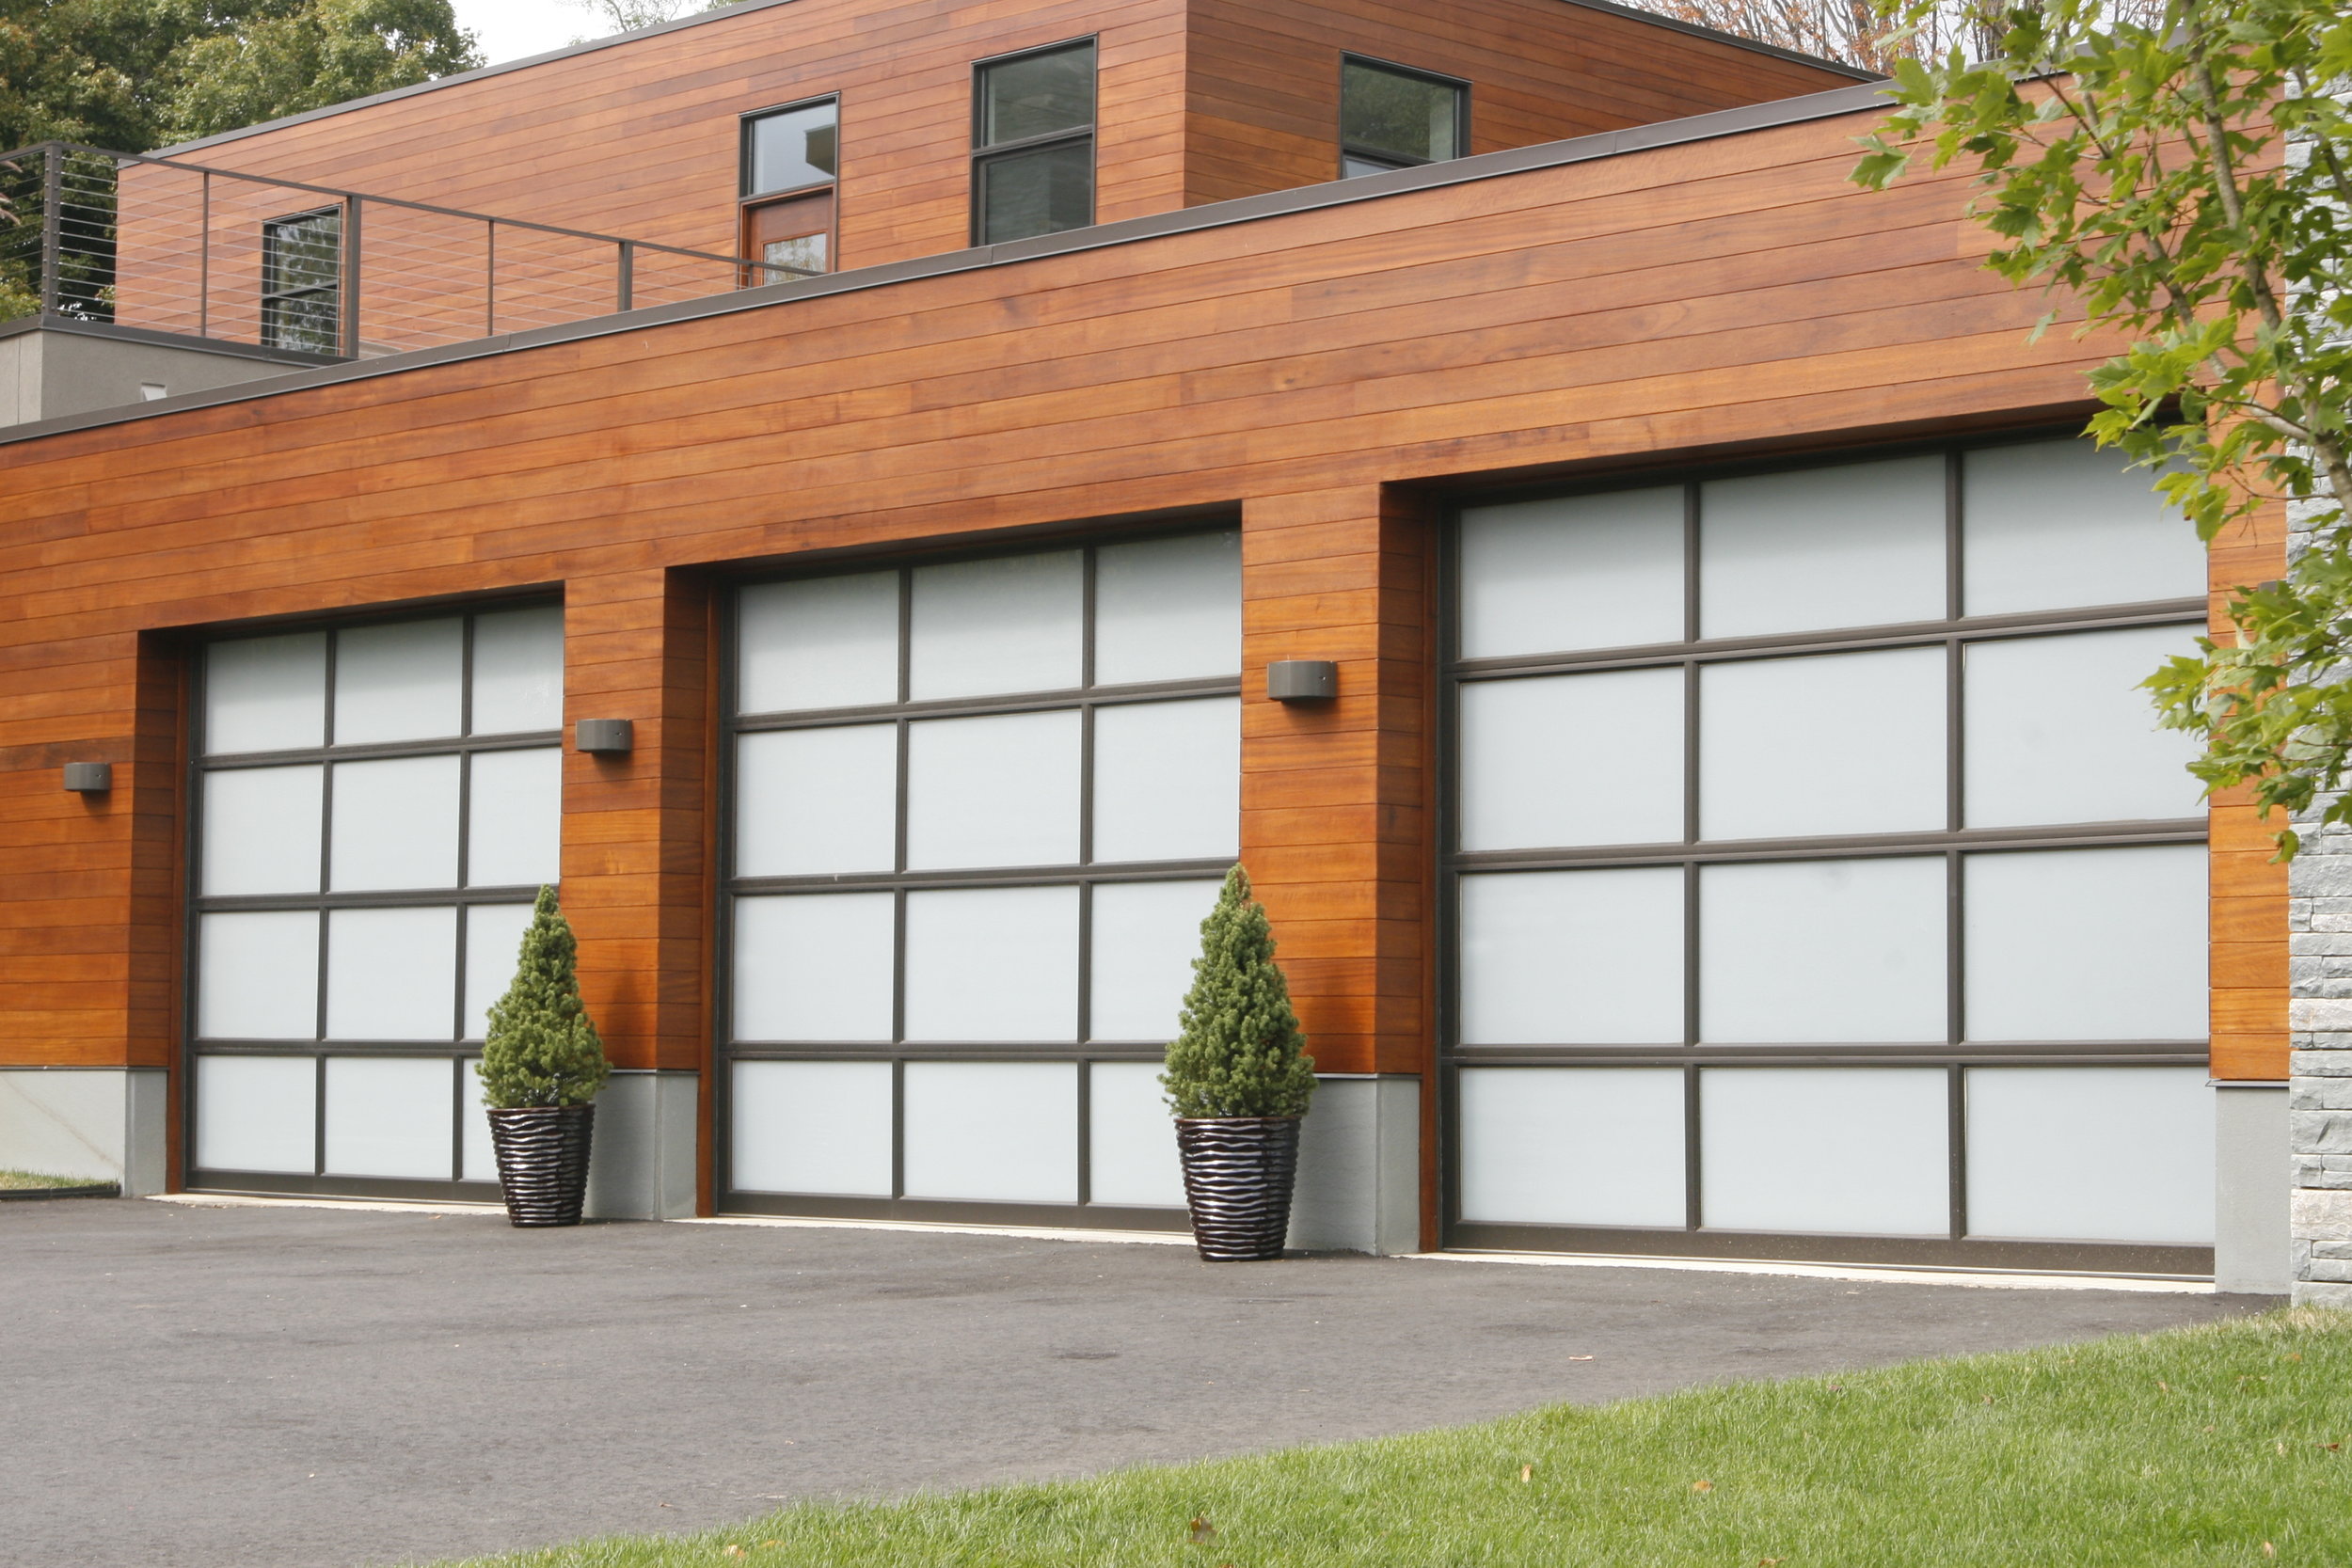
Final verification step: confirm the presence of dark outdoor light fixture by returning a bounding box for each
[575,719,634,754]
[1266,660,1339,703]
[62,762,113,793]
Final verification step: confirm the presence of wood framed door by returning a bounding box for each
[743,190,834,279]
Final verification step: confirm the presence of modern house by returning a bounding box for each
[0,0,2296,1291]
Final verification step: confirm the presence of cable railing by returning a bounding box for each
[0,141,815,362]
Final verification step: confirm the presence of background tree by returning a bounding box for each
[1853,0,2352,853]
[564,0,735,44]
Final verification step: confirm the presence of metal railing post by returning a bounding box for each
[485,218,496,337]
[199,170,211,339]
[37,142,61,317]
[341,195,361,358]
[617,240,633,312]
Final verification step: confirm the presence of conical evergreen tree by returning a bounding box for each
[477,885,611,1110]
[1161,864,1315,1118]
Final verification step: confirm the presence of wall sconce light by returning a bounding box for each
[1266,660,1339,703]
[62,762,113,793]
[575,720,634,755]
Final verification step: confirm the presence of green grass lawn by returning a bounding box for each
[0,1168,110,1190]
[442,1308,2351,1568]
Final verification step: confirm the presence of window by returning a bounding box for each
[1445,436,2217,1270]
[188,607,564,1198]
[972,40,1095,245]
[723,531,1243,1225]
[261,207,342,355]
[741,98,839,277]
[1341,56,1468,178]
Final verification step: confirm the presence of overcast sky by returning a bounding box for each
[449,0,601,66]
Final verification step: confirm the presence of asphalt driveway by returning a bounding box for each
[0,1197,2270,1568]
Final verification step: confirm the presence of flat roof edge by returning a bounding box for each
[6,80,1895,451]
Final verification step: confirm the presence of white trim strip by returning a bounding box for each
[678,1213,1195,1244]
[1409,1247,2213,1292]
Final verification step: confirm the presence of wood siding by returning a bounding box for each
[2209,505,2292,1082]
[0,105,2267,1099]
[1184,0,1859,205]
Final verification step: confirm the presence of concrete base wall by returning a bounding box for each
[0,325,298,426]
[0,1069,168,1194]
[2214,1082,2291,1293]
[1285,1074,1421,1256]
[585,1070,700,1221]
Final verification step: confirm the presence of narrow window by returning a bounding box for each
[261,207,342,354]
[1340,56,1469,178]
[741,97,839,276]
[972,40,1095,245]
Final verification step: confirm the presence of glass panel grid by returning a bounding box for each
[723,533,1239,1219]
[1443,436,2211,1265]
[188,605,563,1192]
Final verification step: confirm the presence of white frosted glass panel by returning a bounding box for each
[1091,699,1239,863]
[909,551,1082,700]
[905,710,1080,870]
[469,607,564,735]
[733,894,896,1042]
[904,886,1077,1041]
[467,748,562,888]
[201,765,323,895]
[1700,456,1945,637]
[196,1055,315,1172]
[1967,1067,2213,1243]
[1459,487,1685,657]
[1090,879,1219,1041]
[738,573,900,714]
[731,1060,895,1196]
[330,754,460,891]
[1460,869,1683,1044]
[326,906,457,1041]
[204,632,326,754]
[1088,1062,1185,1207]
[1095,531,1241,684]
[462,904,534,1040]
[902,1062,1077,1202]
[735,725,898,877]
[1964,628,2202,828]
[1963,441,2203,615]
[462,1059,495,1180]
[1700,859,1945,1042]
[333,618,464,743]
[1458,1069,1686,1227]
[324,1056,453,1180]
[1964,847,2207,1041]
[1459,670,1683,850]
[1701,1069,1948,1234]
[1701,649,1946,840]
[198,911,319,1039]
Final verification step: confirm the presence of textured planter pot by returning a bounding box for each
[1175,1116,1301,1261]
[486,1104,596,1227]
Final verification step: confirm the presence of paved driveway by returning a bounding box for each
[0,1197,2268,1568]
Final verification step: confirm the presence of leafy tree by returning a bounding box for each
[1162,865,1316,1120]
[478,886,612,1110]
[565,0,736,44]
[1634,0,2163,73]
[1855,0,2352,853]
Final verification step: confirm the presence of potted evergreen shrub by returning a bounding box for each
[1162,864,1315,1261]
[477,886,610,1227]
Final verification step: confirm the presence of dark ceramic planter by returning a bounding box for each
[486,1104,595,1227]
[1175,1116,1301,1261]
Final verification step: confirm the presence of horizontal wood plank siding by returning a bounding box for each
[2209,505,2291,1082]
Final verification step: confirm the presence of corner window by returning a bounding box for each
[1340,56,1468,178]
[741,98,838,277]
[261,207,342,355]
[972,40,1095,245]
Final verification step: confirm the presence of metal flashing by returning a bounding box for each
[1,81,1895,450]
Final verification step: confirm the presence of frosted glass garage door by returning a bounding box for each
[190,607,562,1195]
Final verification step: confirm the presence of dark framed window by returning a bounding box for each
[261,206,343,355]
[1340,55,1469,178]
[718,530,1243,1228]
[1440,433,2217,1275]
[740,96,839,276]
[184,605,565,1201]
[972,39,1096,245]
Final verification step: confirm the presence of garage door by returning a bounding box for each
[721,531,1239,1227]
[187,606,564,1199]
[1443,436,2219,1273]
